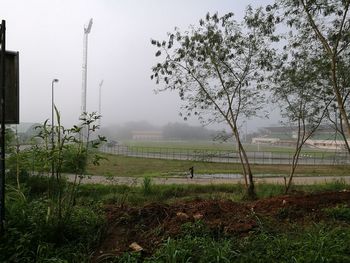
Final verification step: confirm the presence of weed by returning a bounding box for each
[180,220,209,237]
[256,184,284,198]
[0,180,105,262]
[142,176,153,196]
[235,225,350,262]
[324,204,350,222]
[146,235,237,263]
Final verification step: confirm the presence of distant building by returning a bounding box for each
[306,139,349,150]
[252,125,349,150]
[131,131,163,141]
[252,137,280,144]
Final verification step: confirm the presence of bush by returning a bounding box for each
[0,186,105,262]
[60,144,88,174]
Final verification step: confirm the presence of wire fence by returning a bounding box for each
[100,145,350,165]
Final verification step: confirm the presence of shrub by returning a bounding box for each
[142,177,153,196]
[0,186,105,262]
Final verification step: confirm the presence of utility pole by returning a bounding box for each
[0,20,5,235]
[81,18,93,116]
[98,80,103,127]
[0,21,19,235]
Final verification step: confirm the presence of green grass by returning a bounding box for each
[113,223,350,263]
[77,182,247,205]
[81,177,350,263]
[122,140,345,156]
[123,140,235,150]
[324,204,350,222]
[1,182,105,263]
[3,174,350,262]
[234,225,350,262]
[87,153,350,177]
[76,178,349,206]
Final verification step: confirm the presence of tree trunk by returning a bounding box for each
[239,142,256,200]
[233,127,256,199]
[285,147,302,194]
[330,57,350,142]
[236,145,248,187]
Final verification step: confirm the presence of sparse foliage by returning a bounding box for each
[272,40,333,192]
[276,0,350,150]
[33,111,106,235]
[151,9,278,198]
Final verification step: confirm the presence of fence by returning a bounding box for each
[100,145,350,165]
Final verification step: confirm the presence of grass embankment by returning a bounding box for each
[78,177,349,205]
[137,223,350,263]
[2,174,350,262]
[83,179,350,262]
[87,153,350,177]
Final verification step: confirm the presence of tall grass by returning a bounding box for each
[142,177,153,196]
[3,174,349,262]
[0,177,105,262]
[115,223,350,263]
[76,180,349,207]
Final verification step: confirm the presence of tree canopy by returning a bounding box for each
[276,0,350,140]
[151,8,278,198]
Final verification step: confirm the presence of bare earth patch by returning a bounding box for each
[92,190,350,261]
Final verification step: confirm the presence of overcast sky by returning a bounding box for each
[2,0,277,131]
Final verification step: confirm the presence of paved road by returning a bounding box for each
[66,174,350,186]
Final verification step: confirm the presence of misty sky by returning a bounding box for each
[2,0,278,131]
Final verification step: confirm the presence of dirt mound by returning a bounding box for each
[94,190,350,260]
[252,190,350,220]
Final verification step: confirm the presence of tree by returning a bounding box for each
[273,43,333,193]
[151,9,277,198]
[325,62,350,152]
[276,0,350,151]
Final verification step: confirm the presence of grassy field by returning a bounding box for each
[87,153,350,177]
[123,140,346,154]
[119,141,348,161]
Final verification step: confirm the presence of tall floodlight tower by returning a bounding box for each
[81,18,93,116]
[98,80,103,127]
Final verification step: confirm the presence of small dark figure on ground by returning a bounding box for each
[189,166,194,179]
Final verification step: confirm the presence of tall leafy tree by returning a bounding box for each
[151,9,277,198]
[276,0,350,149]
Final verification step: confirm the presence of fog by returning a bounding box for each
[2,0,278,132]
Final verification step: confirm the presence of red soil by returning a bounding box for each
[93,190,350,261]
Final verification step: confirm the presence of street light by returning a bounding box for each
[51,78,59,178]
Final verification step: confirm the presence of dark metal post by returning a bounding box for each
[0,20,6,235]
